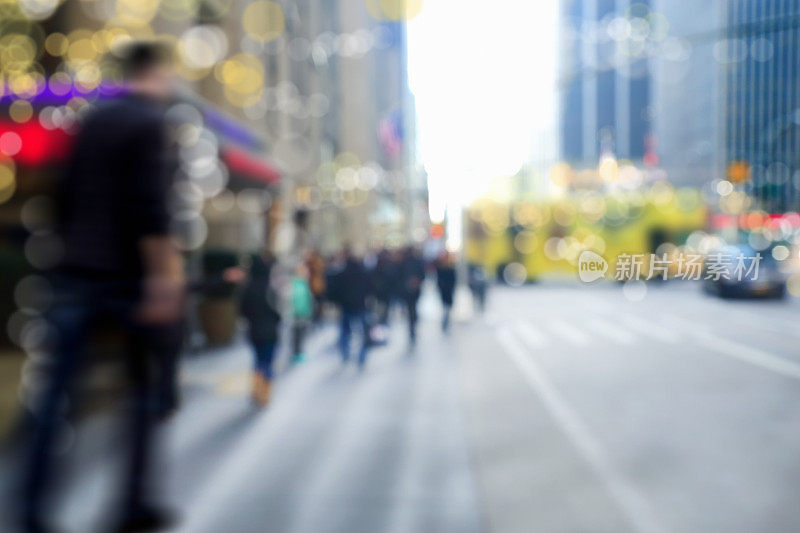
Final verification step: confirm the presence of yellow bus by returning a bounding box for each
[465,184,707,281]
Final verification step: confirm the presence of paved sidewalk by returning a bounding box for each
[1,307,483,533]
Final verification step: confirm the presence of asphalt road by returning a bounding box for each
[460,282,800,533]
[2,282,800,533]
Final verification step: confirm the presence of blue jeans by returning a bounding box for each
[23,275,169,525]
[252,342,277,379]
[339,311,370,366]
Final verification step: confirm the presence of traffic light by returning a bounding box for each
[727,160,751,184]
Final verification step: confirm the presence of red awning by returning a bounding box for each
[220,145,280,186]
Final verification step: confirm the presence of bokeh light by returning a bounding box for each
[242,1,285,44]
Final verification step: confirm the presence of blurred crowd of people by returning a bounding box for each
[238,245,469,408]
[11,41,489,532]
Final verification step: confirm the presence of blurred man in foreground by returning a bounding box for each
[21,42,183,532]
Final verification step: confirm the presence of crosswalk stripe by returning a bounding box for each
[659,312,800,380]
[515,321,548,348]
[548,319,591,346]
[618,314,679,344]
[693,329,800,380]
[586,318,635,345]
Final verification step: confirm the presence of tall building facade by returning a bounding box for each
[649,0,725,187]
[724,0,800,212]
[559,0,653,168]
[288,0,422,252]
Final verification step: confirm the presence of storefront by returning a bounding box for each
[0,88,281,351]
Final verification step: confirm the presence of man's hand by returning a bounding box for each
[223,266,247,284]
[137,276,185,325]
[138,235,185,324]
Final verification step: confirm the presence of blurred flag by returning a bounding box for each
[378,110,403,159]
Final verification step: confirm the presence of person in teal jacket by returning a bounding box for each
[291,263,314,363]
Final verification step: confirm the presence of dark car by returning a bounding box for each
[703,243,786,299]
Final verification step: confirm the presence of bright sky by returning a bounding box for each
[407,0,558,226]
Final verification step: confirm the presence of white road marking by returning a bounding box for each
[514,321,548,348]
[548,319,591,346]
[586,318,636,345]
[496,327,664,533]
[692,330,800,381]
[636,312,800,381]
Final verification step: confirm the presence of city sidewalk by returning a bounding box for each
[0,293,483,533]
[170,309,482,533]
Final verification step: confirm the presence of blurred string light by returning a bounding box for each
[0,0,432,353]
[502,262,527,286]
[307,154,391,209]
[216,53,264,107]
[0,0,406,122]
[0,132,23,156]
[366,0,424,21]
[772,245,790,261]
[177,25,227,71]
[598,155,619,183]
[242,1,285,43]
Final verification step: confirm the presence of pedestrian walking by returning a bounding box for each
[400,246,426,344]
[387,249,405,321]
[290,263,314,364]
[436,253,457,332]
[330,249,373,368]
[468,263,488,313]
[21,41,183,533]
[305,250,327,325]
[372,249,395,325]
[240,255,281,407]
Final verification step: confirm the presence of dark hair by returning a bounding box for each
[117,41,171,79]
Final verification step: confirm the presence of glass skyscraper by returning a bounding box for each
[559,0,652,167]
[725,0,800,212]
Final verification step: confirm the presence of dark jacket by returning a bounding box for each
[331,258,372,313]
[240,259,281,344]
[372,256,398,302]
[436,265,457,306]
[401,255,426,299]
[58,94,170,280]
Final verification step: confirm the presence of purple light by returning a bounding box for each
[202,106,263,151]
[0,81,124,104]
[1,79,264,151]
